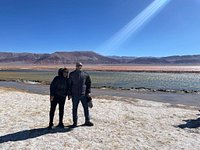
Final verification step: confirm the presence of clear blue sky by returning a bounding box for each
[0,0,200,57]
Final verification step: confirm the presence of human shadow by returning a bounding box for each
[177,117,200,129]
[65,123,88,128]
[0,126,73,144]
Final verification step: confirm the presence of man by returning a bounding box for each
[68,62,93,127]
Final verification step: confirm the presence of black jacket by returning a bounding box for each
[50,76,69,97]
[68,70,91,97]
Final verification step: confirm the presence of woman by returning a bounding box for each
[48,68,69,129]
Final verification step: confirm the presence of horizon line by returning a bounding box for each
[0,50,199,58]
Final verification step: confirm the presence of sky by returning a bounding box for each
[0,0,200,57]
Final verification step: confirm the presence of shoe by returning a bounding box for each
[57,123,64,128]
[70,123,77,128]
[84,121,94,126]
[47,123,53,130]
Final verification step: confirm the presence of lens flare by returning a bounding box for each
[101,0,171,53]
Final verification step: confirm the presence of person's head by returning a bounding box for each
[76,62,83,70]
[62,68,69,78]
[58,68,63,76]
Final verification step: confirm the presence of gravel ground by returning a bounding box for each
[0,87,200,150]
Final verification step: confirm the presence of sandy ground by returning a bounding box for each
[0,87,200,150]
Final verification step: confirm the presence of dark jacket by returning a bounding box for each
[68,70,91,97]
[50,76,69,97]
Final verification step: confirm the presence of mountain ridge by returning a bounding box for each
[0,51,200,64]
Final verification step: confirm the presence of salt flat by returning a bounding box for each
[0,87,199,150]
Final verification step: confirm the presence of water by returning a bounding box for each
[0,81,200,107]
[0,70,200,106]
[0,69,200,92]
[90,71,200,92]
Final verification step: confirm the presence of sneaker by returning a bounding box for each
[57,123,64,128]
[84,121,94,126]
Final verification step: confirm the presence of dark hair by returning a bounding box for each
[62,67,69,73]
[58,68,63,76]
[62,68,69,78]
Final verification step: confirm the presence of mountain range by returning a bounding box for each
[0,51,200,64]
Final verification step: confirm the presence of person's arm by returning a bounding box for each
[85,74,91,95]
[68,73,73,100]
[65,78,69,96]
[50,77,57,101]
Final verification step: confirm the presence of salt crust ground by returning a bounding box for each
[0,87,200,150]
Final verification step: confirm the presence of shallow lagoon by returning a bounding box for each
[0,69,200,92]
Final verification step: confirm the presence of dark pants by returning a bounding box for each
[49,95,66,125]
[72,95,90,124]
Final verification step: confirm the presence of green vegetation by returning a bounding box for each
[0,70,56,84]
[0,70,119,87]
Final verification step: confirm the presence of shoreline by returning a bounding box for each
[0,78,199,94]
[0,81,200,107]
[0,86,199,110]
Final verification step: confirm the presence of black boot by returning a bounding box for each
[48,123,54,130]
[84,120,94,126]
[70,120,77,128]
[57,122,64,128]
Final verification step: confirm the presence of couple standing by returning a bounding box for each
[48,62,93,129]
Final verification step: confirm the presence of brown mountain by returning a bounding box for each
[0,51,119,64]
[0,51,200,64]
[0,52,44,63]
[109,55,200,64]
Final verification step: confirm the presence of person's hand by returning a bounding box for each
[50,96,54,101]
[86,93,91,97]
[68,96,72,100]
[88,100,93,108]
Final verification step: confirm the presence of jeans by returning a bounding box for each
[49,95,66,125]
[72,95,90,124]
